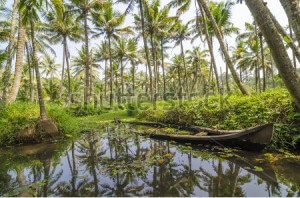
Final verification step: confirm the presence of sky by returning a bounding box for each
[2,0,290,77]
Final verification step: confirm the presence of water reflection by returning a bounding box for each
[0,124,299,197]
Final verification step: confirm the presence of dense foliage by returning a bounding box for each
[0,103,79,146]
[139,88,300,151]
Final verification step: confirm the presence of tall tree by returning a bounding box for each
[198,0,249,96]
[7,13,26,103]
[19,0,64,119]
[245,0,300,109]
[1,0,19,104]
[69,0,107,108]
[44,9,83,104]
[93,3,132,108]
[279,0,300,44]
[173,21,193,98]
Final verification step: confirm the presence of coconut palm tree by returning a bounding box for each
[173,21,193,99]
[1,0,19,104]
[186,47,209,93]
[141,0,177,98]
[171,55,184,100]
[126,39,140,96]
[69,0,107,108]
[197,0,249,96]
[7,13,26,103]
[44,8,83,103]
[72,46,100,103]
[19,0,64,120]
[40,55,60,81]
[92,3,132,108]
[95,41,110,97]
[119,0,153,99]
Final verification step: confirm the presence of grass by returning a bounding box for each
[77,110,137,131]
[0,102,80,146]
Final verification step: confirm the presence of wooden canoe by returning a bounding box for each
[126,122,274,151]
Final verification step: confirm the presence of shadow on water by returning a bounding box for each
[0,124,299,197]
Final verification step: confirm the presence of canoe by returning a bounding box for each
[126,122,274,151]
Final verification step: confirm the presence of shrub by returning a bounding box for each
[138,88,299,151]
[0,102,79,146]
[67,105,105,117]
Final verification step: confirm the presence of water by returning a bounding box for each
[0,124,299,197]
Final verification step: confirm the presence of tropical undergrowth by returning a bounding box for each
[0,102,80,146]
[138,88,300,151]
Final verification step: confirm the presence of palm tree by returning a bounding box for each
[1,0,19,104]
[171,55,184,100]
[187,47,209,93]
[197,0,249,96]
[92,3,132,108]
[244,0,300,109]
[19,0,64,120]
[44,8,83,103]
[69,0,107,109]
[173,21,193,99]
[142,0,176,98]
[95,41,110,97]
[7,12,26,103]
[113,38,129,96]
[278,0,300,45]
[40,55,60,81]
[197,5,221,95]
[208,1,239,93]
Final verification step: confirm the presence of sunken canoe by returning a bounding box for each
[126,122,274,151]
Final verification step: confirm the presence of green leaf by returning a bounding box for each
[253,166,264,172]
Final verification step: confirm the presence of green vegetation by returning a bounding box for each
[0,88,299,152]
[139,88,300,151]
[0,102,80,146]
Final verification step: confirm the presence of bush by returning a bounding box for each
[0,102,79,146]
[67,105,105,117]
[47,104,80,135]
[138,88,299,151]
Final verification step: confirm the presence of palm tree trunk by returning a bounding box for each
[104,59,107,97]
[83,11,90,109]
[30,18,47,119]
[199,6,221,95]
[121,59,124,96]
[205,61,213,103]
[180,39,190,100]
[259,33,266,91]
[177,62,183,101]
[270,57,276,88]
[26,43,34,102]
[64,37,71,105]
[160,39,166,99]
[279,0,300,45]
[1,0,19,104]
[198,0,249,96]
[138,0,153,100]
[131,61,135,96]
[254,23,260,93]
[8,16,26,103]
[289,24,297,69]
[246,0,300,109]
[226,44,231,93]
[150,32,157,96]
[266,7,300,63]
[108,35,114,108]
[59,40,66,99]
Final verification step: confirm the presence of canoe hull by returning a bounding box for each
[130,123,274,151]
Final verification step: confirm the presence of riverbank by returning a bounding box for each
[137,88,300,152]
[0,88,299,152]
